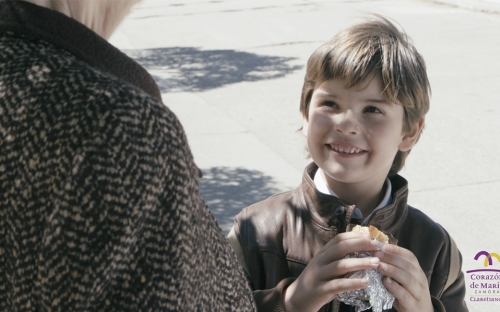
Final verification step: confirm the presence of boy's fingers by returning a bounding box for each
[322,239,379,263]
[324,231,371,247]
[383,277,416,307]
[383,274,434,312]
[378,261,413,289]
[375,250,415,275]
[321,233,380,261]
[376,252,428,301]
[323,277,370,296]
[375,246,423,285]
[380,244,416,261]
[327,257,380,277]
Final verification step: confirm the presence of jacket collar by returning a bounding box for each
[0,0,161,100]
[299,162,409,235]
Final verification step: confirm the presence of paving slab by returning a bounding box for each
[111,1,500,310]
[428,0,500,13]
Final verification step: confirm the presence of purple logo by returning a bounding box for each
[466,251,500,273]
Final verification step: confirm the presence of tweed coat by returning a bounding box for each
[0,1,255,311]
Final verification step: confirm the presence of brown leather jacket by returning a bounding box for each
[231,163,467,312]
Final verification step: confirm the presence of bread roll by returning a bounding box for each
[352,225,389,244]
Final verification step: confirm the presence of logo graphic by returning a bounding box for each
[466,250,500,303]
[466,251,500,273]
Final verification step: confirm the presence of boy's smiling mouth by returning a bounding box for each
[327,143,366,154]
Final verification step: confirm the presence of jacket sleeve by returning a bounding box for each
[431,230,468,312]
[400,209,468,312]
[252,278,296,312]
[228,226,295,311]
[433,266,468,311]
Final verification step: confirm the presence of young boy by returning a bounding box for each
[228,16,467,312]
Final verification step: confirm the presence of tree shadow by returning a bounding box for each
[199,167,282,233]
[125,47,302,92]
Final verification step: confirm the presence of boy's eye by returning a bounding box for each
[322,101,338,108]
[364,106,382,114]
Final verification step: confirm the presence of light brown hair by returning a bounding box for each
[300,15,431,176]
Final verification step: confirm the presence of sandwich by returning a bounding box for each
[351,225,389,244]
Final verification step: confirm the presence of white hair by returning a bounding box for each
[23,0,141,39]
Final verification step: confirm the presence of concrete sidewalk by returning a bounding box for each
[430,0,500,13]
[111,1,500,310]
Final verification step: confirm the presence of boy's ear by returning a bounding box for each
[399,119,425,152]
[302,117,309,136]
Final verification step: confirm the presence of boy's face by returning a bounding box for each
[303,76,419,189]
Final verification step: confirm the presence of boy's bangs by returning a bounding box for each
[321,43,382,93]
[315,19,429,110]
[318,34,405,105]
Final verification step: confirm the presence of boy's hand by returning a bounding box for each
[284,232,381,312]
[375,244,433,312]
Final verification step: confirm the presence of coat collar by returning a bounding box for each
[299,162,409,236]
[0,0,161,100]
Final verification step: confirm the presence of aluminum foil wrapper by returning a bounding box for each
[336,249,395,312]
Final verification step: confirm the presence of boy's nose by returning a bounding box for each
[333,111,359,135]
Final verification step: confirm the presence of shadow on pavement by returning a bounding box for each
[125,47,302,92]
[199,167,283,233]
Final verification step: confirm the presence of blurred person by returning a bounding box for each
[0,0,255,310]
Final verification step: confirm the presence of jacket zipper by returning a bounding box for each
[325,301,331,312]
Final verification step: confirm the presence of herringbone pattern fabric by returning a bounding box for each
[0,31,255,311]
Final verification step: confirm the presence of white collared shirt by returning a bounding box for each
[313,168,392,224]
